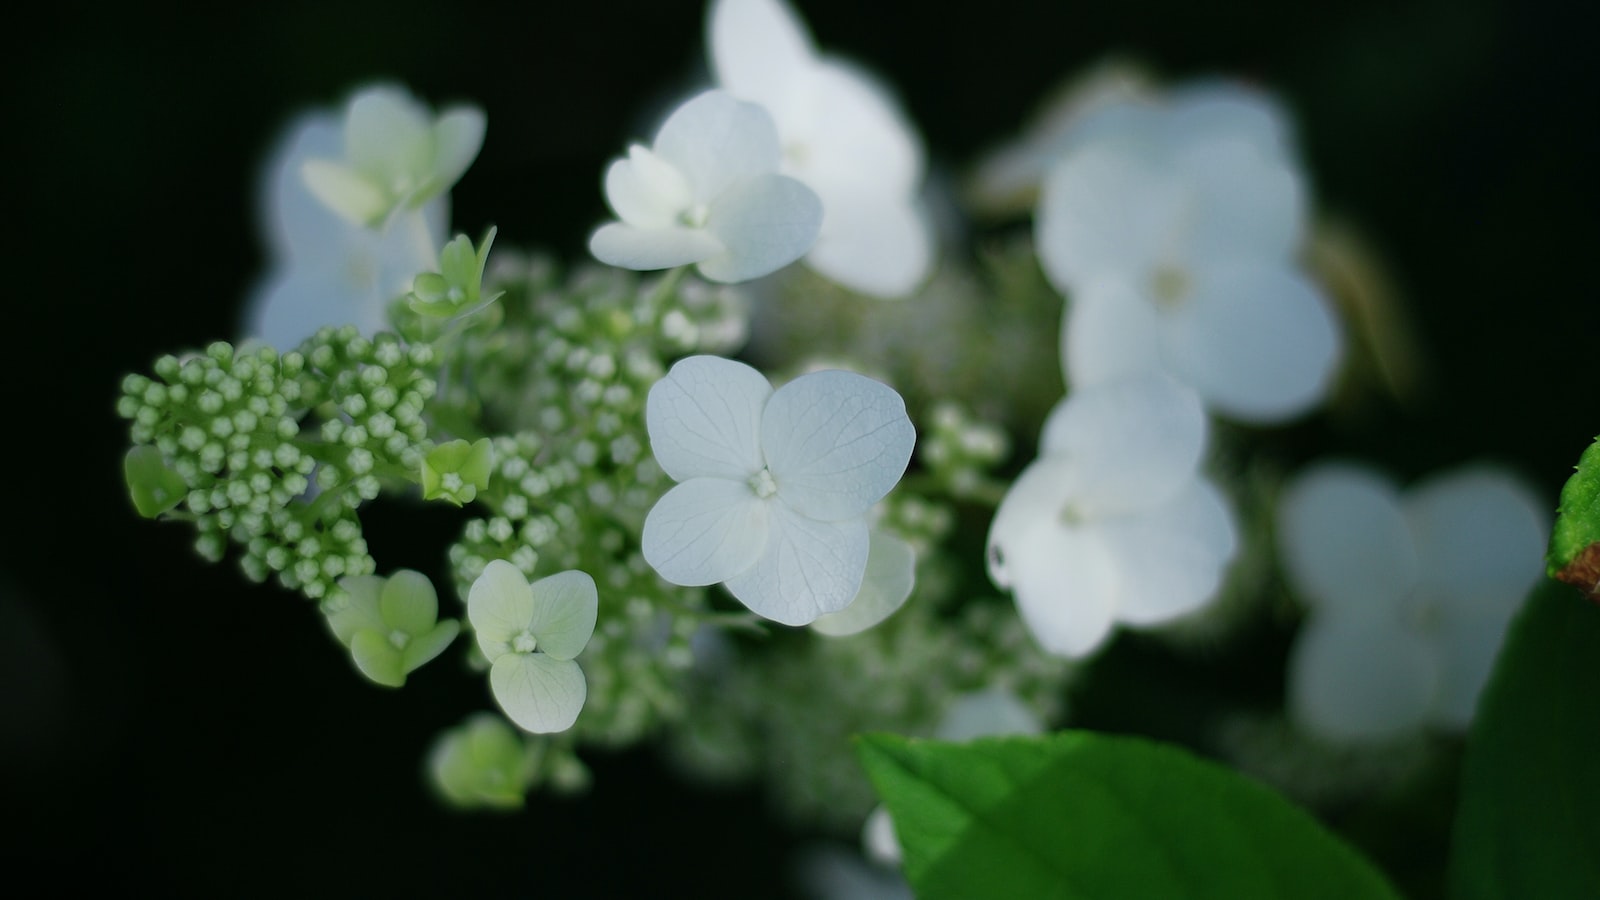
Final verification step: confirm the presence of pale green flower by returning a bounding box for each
[326,570,459,688]
[468,561,598,733]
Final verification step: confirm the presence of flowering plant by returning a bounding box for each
[68,0,1599,895]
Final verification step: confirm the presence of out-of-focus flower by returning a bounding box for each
[987,376,1237,657]
[325,570,459,688]
[708,0,932,297]
[590,90,822,283]
[427,713,536,810]
[243,98,449,349]
[467,561,598,733]
[1037,84,1340,423]
[301,85,484,228]
[641,355,915,625]
[1277,463,1547,742]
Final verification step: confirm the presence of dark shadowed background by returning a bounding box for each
[5,0,1596,895]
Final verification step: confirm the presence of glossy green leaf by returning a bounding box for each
[1449,578,1600,900]
[1548,435,1600,597]
[857,731,1398,900]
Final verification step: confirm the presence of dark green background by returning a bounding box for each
[5,0,1595,895]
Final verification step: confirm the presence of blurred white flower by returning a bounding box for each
[590,89,822,283]
[301,84,484,228]
[1278,463,1547,742]
[243,106,446,349]
[708,0,933,297]
[467,561,598,734]
[1037,84,1340,422]
[641,355,915,625]
[987,376,1237,657]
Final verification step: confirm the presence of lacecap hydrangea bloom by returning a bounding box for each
[986,375,1237,656]
[589,89,822,283]
[708,0,933,297]
[1277,462,1547,742]
[1037,83,1341,423]
[244,93,449,348]
[467,561,599,734]
[641,355,915,625]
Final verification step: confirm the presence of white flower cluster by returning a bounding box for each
[1035,85,1341,423]
[1277,462,1546,741]
[590,0,932,296]
[986,376,1237,656]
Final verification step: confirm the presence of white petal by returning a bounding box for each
[1174,137,1306,264]
[431,105,486,187]
[642,478,770,587]
[723,504,869,625]
[467,559,536,660]
[804,187,931,297]
[244,263,385,352]
[1167,80,1296,162]
[810,530,915,637]
[785,61,923,197]
[525,570,598,662]
[699,174,823,282]
[1036,144,1183,292]
[258,114,346,260]
[1403,466,1547,611]
[588,222,724,272]
[490,653,586,734]
[762,369,915,522]
[605,145,695,229]
[862,805,903,868]
[1161,263,1341,422]
[301,160,389,227]
[1038,375,1206,514]
[707,0,816,110]
[935,687,1044,741]
[1061,277,1164,388]
[344,85,431,185]
[998,514,1119,658]
[653,90,783,202]
[646,354,771,481]
[1289,615,1437,742]
[1098,478,1237,625]
[1276,463,1418,616]
[987,456,1085,585]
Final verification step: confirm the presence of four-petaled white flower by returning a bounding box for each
[1277,462,1547,742]
[301,84,485,229]
[1037,84,1341,423]
[986,375,1237,657]
[243,100,447,349]
[708,0,933,297]
[589,89,822,284]
[641,355,916,625]
[467,561,599,734]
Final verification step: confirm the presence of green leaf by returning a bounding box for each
[1548,435,1600,597]
[1449,578,1600,900]
[123,445,187,518]
[856,731,1399,900]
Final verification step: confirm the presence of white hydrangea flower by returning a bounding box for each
[708,0,933,297]
[589,89,822,284]
[986,376,1237,657]
[1037,84,1341,423]
[467,561,599,734]
[1277,462,1547,742]
[301,84,484,228]
[243,107,446,349]
[641,355,916,625]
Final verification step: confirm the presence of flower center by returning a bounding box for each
[747,468,779,499]
[679,203,711,228]
[1059,502,1088,527]
[388,629,411,650]
[1150,264,1191,310]
[512,630,539,654]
